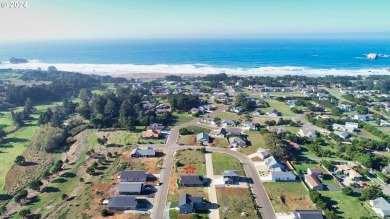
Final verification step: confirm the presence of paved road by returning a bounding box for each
[205,153,220,219]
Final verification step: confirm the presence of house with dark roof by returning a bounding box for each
[108,195,150,211]
[223,170,240,184]
[196,132,210,145]
[293,210,324,219]
[179,194,206,214]
[180,175,207,187]
[268,109,280,117]
[130,147,156,158]
[120,171,147,182]
[118,182,144,195]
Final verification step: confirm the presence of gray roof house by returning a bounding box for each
[118,182,144,195]
[370,197,390,218]
[264,156,284,170]
[108,195,150,211]
[270,170,296,181]
[209,128,227,138]
[148,123,165,130]
[120,171,147,182]
[130,147,156,157]
[269,109,280,117]
[229,136,246,148]
[334,131,349,139]
[293,210,324,219]
[196,132,210,145]
[383,165,390,174]
[223,170,240,184]
[179,194,205,214]
[180,175,207,187]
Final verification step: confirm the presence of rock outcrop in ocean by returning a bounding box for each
[9,57,28,64]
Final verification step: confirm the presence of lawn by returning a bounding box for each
[291,163,318,174]
[210,137,229,148]
[240,131,266,155]
[357,129,383,141]
[216,188,258,219]
[264,182,317,213]
[319,191,376,219]
[211,153,244,175]
[262,99,295,117]
[185,126,210,134]
[178,135,195,145]
[377,126,390,136]
[213,111,242,120]
[169,112,194,127]
[174,149,206,175]
[284,126,300,135]
[252,116,279,125]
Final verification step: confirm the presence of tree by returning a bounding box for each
[29,179,43,192]
[86,166,95,175]
[15,155,26,166]
[97,136,108,146]
[19,208,31,218]
[23,98,34,116]
[360,186,384,200]
[342,186,353,196]
[14,190,28,204]
[101,209,109,217]
[0,206,6,216]
[52,160,63,175]
[0,128,6,141]
[179,128,191,135]
[42,171,51,181]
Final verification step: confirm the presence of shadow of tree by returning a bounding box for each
[60,172,76,178]
[41,186,60,193]
[52,178,68,184]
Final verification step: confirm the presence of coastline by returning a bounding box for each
[1,61,390,79]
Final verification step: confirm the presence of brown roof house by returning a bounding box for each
[141,129,161,139]
[305,174,323,190]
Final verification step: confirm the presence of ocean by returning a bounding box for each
[0,39,389,76]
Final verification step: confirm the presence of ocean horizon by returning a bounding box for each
[0,39,390,76]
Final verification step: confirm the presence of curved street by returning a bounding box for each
[148,105,276,219]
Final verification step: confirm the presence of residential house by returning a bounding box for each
[130,147,156,158]
[354,114,367,121]
[221,120,236,126]
[267,126,286,134]
[270,170,296,181]
[316,93,327,98]
[141,129,161,139]
[209,128,227,138]
[241,121,257,130]
[257,148,270,160]
[369,197,390,218]
[307,168,322,177]
[190,108,200,115]
[382,165,390,175]
[333,124,347,132]
[345,122,358,130]
[261,93,271,99]
[180,175,207,187]
[305,174,324,190]
[223,170,240,184]
[118,182,144,195]
[196,132,210,145]
[380,120,390,127]
[349,169,363,181]
[339,104,353,112]
[179,194,206,214]
[268,109,280,117]
[252,110,262,116]
[287,100,298,106]
[229,136,246,148]
[230,106,244,114]
[256,100,266,107]
[108,195,150,210]
[334,131,350,139]
[203,117,220,126]
[264,156,284,170]
[298,129,317,138]
[293,210,324,219]
[120,171,147,182]
[148,123,165,130]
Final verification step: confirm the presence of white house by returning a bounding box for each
[354,114,367,121]
[345,122,358,130]
[264,156,284,170]
[270,170,296,181]
[261,93,271,99]
[287,100,298,107]
[257,148,270,160]
[298,129,317,138]
[369,197,390,218]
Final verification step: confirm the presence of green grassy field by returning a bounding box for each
[185,126,210,134]
[214,111,242,120]
[241,131,266,155]
[284,126,300,134]
[169,112,193,127]
[264,182,316,213]
[217,187,258,219]
[319,191,376,219]
[174,149,206,175]
[263,99,295,117]
[211,152,244,175]
[291,163,318,174]
[357,129,383,141]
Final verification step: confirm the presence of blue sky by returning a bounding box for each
[2,0,390,40]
